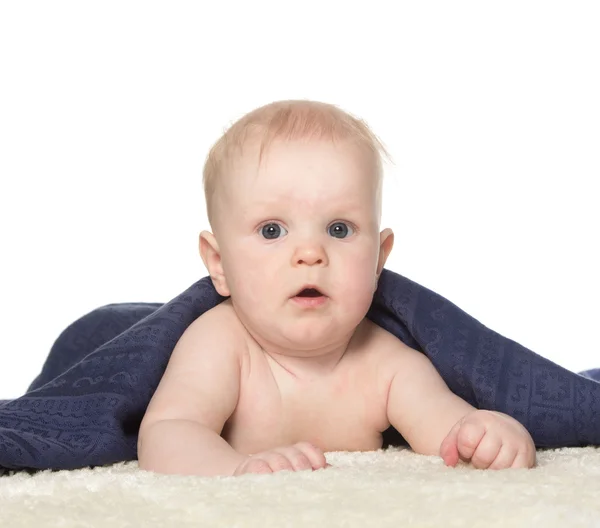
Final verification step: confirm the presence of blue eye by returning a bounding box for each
[261,223,288,239]
[328,222,354,239]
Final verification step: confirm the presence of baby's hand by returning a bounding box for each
[439,410,536,470]
[233,442,329,476]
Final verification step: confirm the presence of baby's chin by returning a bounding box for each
[233,298,366,351]
[258,320,357,353]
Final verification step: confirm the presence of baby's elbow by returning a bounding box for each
[407,439,442,458]
[136,434,150,469]
[136,423,160,470]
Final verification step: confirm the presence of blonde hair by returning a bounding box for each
[202,99,392,226]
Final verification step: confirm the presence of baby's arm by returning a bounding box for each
[137,305,328,477]
[386,344,536,469]
[137,305,247,476]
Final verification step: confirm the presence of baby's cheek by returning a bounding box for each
[339,267,377,311]
[228,273,271,328]
[229,260,265,301]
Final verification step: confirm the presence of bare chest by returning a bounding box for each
[222,351,391,455]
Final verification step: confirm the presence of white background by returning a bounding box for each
[0,1,598,399]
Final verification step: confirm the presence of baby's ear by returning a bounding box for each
[376,228,394,278]
[199,230,230,297]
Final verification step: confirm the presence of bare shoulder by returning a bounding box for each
[353,318,432,380]
[188,299,238,329]
[357,318,422,360]
[140,298,248,432]
[166,298,251,377]
[177,298,249,356]
[187,298,243,333]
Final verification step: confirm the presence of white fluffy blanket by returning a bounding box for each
[1,447,600,527]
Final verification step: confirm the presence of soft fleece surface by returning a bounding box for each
[2,268,600,472]
[2,447,600,527]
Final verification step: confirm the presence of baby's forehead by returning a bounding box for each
[225,176,377,220]
[231,137,375,180]
[211,137,381,220]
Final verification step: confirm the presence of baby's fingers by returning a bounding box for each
[470,431,502,469]
[234,458,273,476]
[264,452,296,472]
[271,447,313,472]
[488,443,519,470]
[293,442,328,470]
[441,417,487,467]
[489,442,536,470]
[455,419,488,465]
[511,444,537,469]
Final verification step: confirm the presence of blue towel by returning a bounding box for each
[1,268,598,472]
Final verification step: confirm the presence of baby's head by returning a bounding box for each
[200,100,394,351]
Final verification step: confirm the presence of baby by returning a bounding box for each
[137,100,536,476]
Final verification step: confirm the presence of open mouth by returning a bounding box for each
[292,286,328,308]
[296,288,323,298]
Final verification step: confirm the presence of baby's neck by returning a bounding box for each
[263,346,347,381]
[250,321,367,381]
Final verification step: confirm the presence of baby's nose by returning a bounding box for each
[293,245,328,266]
